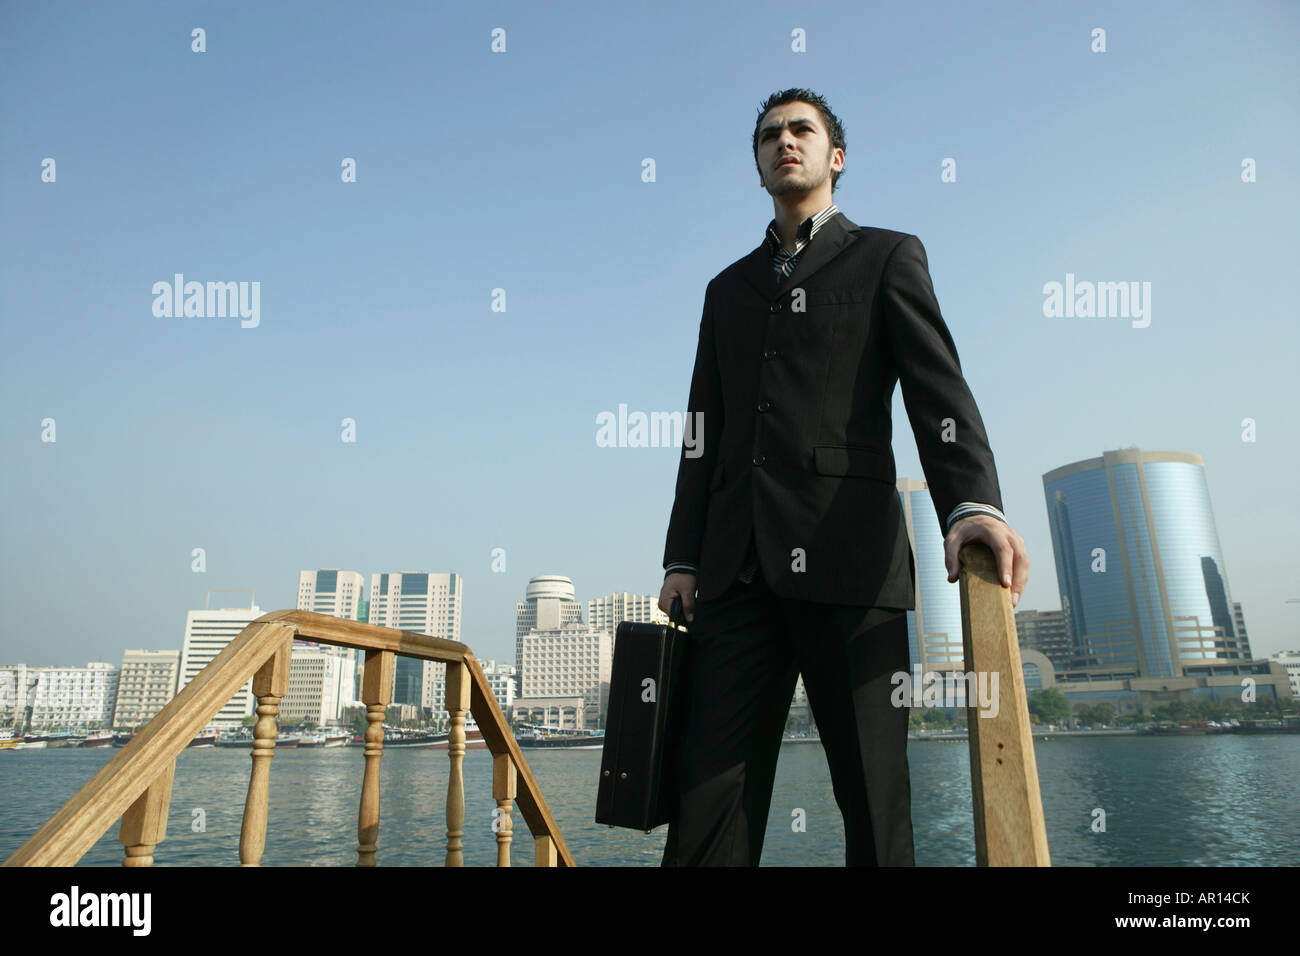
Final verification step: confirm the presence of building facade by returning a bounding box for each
[367,571,462,718]
[517,624,611,725]
[0,662,119,731]
[112,650,180,729]
[179,603,264,729]
[516,576,585,692]
[1044,448,1244,681]
[479,659,517,712]
[280,642,358,726]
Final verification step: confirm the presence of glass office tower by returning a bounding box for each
[899,479,965,673]
[1043,448,1244,680]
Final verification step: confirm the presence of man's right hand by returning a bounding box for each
[659,572,696,623]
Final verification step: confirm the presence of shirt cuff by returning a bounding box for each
[664,562,698,577]
[945,502,1007,532]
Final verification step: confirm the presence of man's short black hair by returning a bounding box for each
[753,88,847,192]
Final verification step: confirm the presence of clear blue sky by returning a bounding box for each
[2,0,1297,669]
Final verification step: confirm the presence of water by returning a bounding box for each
[2,735,1296,866]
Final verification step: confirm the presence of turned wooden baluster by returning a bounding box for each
[118,760,175,867]
[357,649,394,866]
[239,639,291,866]
[445,660,470,866]
[493,753,516,866]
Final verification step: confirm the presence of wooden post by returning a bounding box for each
[239,639,291,866]
[118,760,175,867]
[357,649,394,866]
[535,834,557,867]
[959,543,1051,866]
[445,661,470,866]
[493,753,516,866]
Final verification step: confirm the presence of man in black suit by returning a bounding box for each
[658,88,1029,866]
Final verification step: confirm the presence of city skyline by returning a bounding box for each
[3,3,1298,669]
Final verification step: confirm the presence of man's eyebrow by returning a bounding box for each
[759,117,818,137]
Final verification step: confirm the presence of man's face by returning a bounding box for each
[756,101,843,197]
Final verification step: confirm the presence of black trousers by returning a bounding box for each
[661,566,915,866]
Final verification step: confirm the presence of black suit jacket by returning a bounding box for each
[662,212,1003,608]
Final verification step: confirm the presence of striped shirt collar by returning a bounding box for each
[764,202,839,259]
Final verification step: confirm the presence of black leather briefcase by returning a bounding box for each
[595,595,691,831]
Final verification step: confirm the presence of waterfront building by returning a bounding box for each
[479,659,517,711]
[1270,650,1300,699]
[112,650,180,729]
[587,592,667,637]
[1231,602,1255,661]
[0,662,118,731]
[516,576,584,693]
[179,600,264,729]
[367,572,462,719]
[1015,610,1072,672]
[1044,448,1248,681]
[1014,653,1293,716]
[297,569,366,620]
[517,623,611,726]
[280,643,358,726]
[296,568,368,705]
[897,477,979,706]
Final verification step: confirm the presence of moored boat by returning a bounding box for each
[514,723,605,749]
[428,716,487,750]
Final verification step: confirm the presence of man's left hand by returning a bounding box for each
[944,514,1029,608]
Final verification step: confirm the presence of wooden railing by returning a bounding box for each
[958,543,1051,866]
[5,545,1046,868]
[3,611,574,867]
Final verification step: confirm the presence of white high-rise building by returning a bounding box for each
[281,643,358,726]
[297,568,368,702]
[587,592,668,638]
[1271,650,1300,699]
[516,576,584,690]
[518,624,611,724]
[113,650,180,729]
[479,659,518,712]
[179,601,264,730]
[297,569,366,620]
[368,572,463,718]
[0,664,33,728]
[0,662,119,731]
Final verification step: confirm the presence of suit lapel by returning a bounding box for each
[735,211,861,301]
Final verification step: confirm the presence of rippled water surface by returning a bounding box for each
[2,735,1295,866]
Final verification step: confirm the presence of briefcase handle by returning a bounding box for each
[669,595,690,632]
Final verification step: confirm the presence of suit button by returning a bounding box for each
[752,454,766,466]
[756,401,771,412]
[762,349,777,360]
[769,302,782,313]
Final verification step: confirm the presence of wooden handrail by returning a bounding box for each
[5,567,1046,868]
[3,611,574,867]
[958,543,1051,866]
